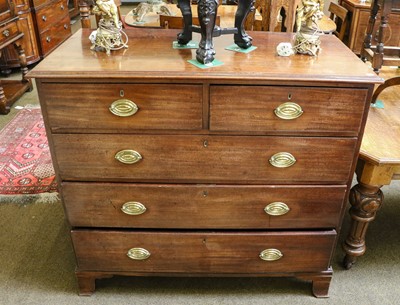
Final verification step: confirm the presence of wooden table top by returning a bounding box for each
[360,98,400,165]
[28,28,381,85]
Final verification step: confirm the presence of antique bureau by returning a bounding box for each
[28,29,381,297]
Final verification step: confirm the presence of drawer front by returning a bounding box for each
[41,83,203,131]
[210,86,368,135]
[53,135,357,184]
[0,19,20,46]
[62,183,346,229]
[35,0,68,33]
[63,183,346,229]
[71,230,336,273]
[38,14,71,55]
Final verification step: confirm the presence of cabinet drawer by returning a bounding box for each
[210,86,368,135]
[41,83,203,131]
[35,0,68,33]
[71,230,336,273]
[0,19,20,45]
[53,135,357,184]
[38,14,71,55]
[63,183,346,229]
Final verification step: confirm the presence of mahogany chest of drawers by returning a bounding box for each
[28,29,381,297]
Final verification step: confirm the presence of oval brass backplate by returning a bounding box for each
[127,248,151,260]
[264,202,290,216]
[274,102,303,120]
[269,152,296,168]
[109,99,139,117]
[115,150,142,164]
[121,202,147,215]
[259,249,283,261]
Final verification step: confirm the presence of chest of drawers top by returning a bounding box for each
[28,28,381,85]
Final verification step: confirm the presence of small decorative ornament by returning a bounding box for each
[89,0,128,55]
[293,0,324,56]
[276,42,294,57]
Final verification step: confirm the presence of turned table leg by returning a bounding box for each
[360,0,379,63]
[342,181,383,269]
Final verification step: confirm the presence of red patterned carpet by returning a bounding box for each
[0,107,57,195]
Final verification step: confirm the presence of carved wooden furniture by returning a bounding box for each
[328,2,348,41]
[0,0,72,70]
[28,28,381,297]
[360,0,400,73]
[175,0,253,63]
[160,14,221,29]
[339,0,400,55]
[343,77,400,269]
[0,0,32,114]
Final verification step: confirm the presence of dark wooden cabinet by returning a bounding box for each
[340,0,400,54]
[29,29,382,297]
[0,0,71,69]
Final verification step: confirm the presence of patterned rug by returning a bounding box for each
[0,107,58,197]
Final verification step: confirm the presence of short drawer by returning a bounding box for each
[0,19,20,45]
[41,83,203,131]
[71,230,336,273]
[210,86,368,136]
[38,14,71,55]
[53,135,357,184]
[63,183,346,229]
[35,0,68,33]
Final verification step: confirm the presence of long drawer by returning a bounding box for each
[63,182,346,229]
[53,134,357,183]
[71,230,337,273]
[210,85,368,136]
[40,83,203,131]
[35,0,68,33]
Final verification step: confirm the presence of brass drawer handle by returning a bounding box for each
[64,24,68,30]
[264,202,290,216]
[269,152,296,168]
[42,15,47,22]
[115,150,142,164]
[46,36,51,43]
[259,249,283,261]
[60,4,65,10]
[127,248,150,260]
[121,201,147,215]
[2,30,10,37]
[274,102,303,120]
[109,99,139,117]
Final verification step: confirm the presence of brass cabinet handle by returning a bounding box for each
[264,202,290,216]
[46,36,51,43]
[274,102,303,120]
[64,24,68,30]
[60,4,65,9]
[109,99,139,117]
[115,150,142,164]
[42,15,47,22]
[2,30,10,37]
[121,201,147,215]
[127,248,150,260]
[269,152,296,168]
[259,249,283,261]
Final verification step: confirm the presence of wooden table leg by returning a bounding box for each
[342,181,383,269]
